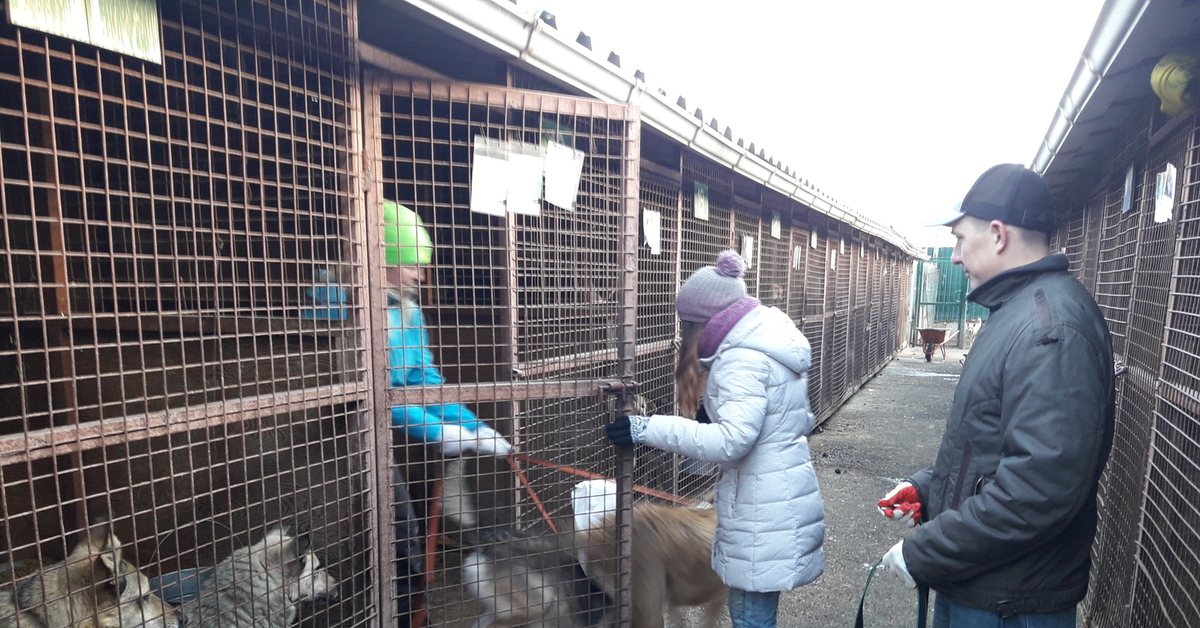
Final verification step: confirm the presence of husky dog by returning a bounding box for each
[576,501,726,628]
[0,520,182,628]
[182,527,337,628]
[442,458,612,628]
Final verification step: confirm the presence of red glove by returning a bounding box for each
[878,481,922,526]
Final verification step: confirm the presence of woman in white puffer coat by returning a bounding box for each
[605,249,826,628]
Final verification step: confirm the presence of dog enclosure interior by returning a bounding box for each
[0,1,917,626]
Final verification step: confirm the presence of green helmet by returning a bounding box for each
[383,200,433,265]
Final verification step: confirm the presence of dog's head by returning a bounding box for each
[247,527,338,606]
[70,520,183,628]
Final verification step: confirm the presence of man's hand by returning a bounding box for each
[878,481,922,527]
[882,540,917,589]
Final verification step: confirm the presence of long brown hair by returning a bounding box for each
[675,320,708,418]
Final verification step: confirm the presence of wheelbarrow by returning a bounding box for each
[918,328,958,362]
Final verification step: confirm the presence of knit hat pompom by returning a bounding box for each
[675,249,749,322]
[714,250,746,278]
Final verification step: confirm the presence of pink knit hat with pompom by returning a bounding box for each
[675,250,748,322]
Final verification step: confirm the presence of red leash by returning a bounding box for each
[511,453,702,507]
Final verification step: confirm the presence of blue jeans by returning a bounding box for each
[728,588,780,628]
[933,594,1076,628]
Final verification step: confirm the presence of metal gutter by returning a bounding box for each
[1031,0,1150,174]
[396,0,923,257]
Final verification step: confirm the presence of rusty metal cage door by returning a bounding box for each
[362,77,640,627]
[0,4,372,628]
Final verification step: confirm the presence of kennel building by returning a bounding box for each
[0,1,921,626]
[1031,1,1200,626]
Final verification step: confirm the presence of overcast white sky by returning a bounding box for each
[528,1,1105,247]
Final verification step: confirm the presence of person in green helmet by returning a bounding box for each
[150,201,513,615]
[380,199,512,457]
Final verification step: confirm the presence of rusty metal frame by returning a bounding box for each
[361,74,641,626]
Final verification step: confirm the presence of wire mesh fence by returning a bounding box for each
[0,3,917,627]
[1066,113,1200,628]
[0,2,372,627]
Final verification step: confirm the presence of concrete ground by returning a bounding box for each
[773,344,964,628]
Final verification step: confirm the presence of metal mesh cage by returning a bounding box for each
[1077,114,1200,628]
[0,5,922,627]
[367,78,640,626]
[0,1,371,626]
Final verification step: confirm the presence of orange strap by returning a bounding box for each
[511,453,701,507]
[410,475,442,628]
[506,455,560,533]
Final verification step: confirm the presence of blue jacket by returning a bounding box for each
[304,276,481,444]
[386,305,482,442]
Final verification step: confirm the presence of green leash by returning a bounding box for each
[854,558,929,628]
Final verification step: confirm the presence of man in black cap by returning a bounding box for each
[876,164,1116,627]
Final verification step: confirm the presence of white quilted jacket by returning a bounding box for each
[642,305,825,592]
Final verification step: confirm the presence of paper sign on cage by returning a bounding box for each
[507,142,545,217]
[694,181,710,221]
[544,140,585,211]
[742,235,755,269]
[643,208,662,255]
[470,136,509,216]
[1154,163,1176,223]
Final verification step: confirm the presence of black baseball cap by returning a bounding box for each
[927,164,1056,232]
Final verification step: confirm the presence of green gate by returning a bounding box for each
[911,247,988,348]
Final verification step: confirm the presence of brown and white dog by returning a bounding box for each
[575,499,726,628]
[443,460,726,628]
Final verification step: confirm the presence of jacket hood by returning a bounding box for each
[703,306,811,375]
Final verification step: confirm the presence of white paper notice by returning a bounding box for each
[771,212,782,239]
[507,144,545,216]
[643,208,662,255]
[544,141,585,211]
[471,136,508,216]
[1154,163,1176,223]
[694,181,710,221]
[742,235,755,269]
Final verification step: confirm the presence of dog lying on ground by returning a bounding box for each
[0,519,182,628]
[443,459,726,628]
[182,526,337,628]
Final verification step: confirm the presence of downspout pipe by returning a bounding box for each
[1031,0,1150,174]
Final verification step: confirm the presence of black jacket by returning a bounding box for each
[906,254,1115,615]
